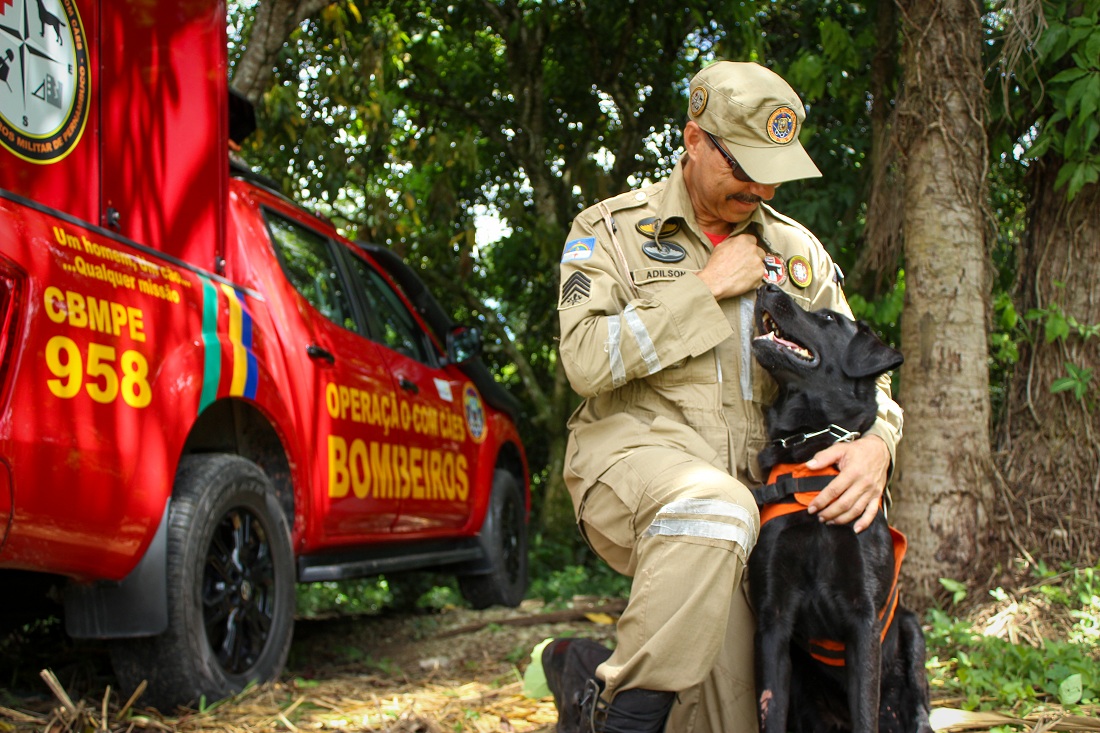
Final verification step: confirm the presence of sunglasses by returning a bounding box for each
[704,131,757,184]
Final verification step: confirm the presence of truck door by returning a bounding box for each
[263,211,401,539]
[338,247,476,532]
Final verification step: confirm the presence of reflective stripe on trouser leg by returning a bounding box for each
[584,457,759,703]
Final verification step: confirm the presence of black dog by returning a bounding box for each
[37,0,67,45]
[748,283,932,733]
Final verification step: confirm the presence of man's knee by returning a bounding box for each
[640,475,760,561]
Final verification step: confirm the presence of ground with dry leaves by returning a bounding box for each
[2,590,1098,732]
[0,598,620,732]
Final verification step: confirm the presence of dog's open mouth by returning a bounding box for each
[755,311,815,362]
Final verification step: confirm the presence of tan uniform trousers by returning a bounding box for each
[576,447,761,733]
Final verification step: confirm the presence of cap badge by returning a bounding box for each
[767,107,798,145]
[763,254,786,286]
[689,86,708,117]
[788,255,812,288]
[636,217,681,239]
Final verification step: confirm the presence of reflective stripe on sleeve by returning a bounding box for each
[624,304,661,375]
[643,498,757,553]
[606,315,627,388]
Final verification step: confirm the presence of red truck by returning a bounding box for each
[0,0,529,709]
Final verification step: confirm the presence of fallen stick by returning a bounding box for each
[433,600,627,639]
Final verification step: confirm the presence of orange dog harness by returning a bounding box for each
[756,463,909,667]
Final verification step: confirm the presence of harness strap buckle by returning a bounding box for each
[774,424,860,449]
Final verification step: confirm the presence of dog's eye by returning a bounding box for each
[820,313,834,322]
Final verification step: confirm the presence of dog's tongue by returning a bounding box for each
[756,331,801,350]
[755,331,813,360]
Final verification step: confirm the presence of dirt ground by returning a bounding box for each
[0,598,621,732]
[1,590,1096,732]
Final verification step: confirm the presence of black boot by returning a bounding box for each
[583,686,675,733]
[542,638,613,733]
[542,638,674,733]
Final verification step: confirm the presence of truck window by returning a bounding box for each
[343,249,432,364]
[265,213,359,333]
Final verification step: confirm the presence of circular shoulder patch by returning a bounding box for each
[787,255,812,288]
[766,107,798,145]
[0,0,91,164]
[689,86,708,117]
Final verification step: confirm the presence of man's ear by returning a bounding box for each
[683,120,706,158]
[841,322,904,378]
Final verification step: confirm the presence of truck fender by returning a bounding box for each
[63,502,170,639]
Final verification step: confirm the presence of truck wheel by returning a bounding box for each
[110,454,295,709]
[458,470,528,609]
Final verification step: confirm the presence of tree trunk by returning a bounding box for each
[996,165,1100,566]
[890,0,995,605]
[857,0,903,294]
[232,0,331,104]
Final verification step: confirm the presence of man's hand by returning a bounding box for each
[804,435,890,533]
[695,233,765,300]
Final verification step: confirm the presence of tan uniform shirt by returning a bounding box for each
[558,159,903,505]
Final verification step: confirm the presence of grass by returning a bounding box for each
[925,560,1100,723]
[3,545,1097,730]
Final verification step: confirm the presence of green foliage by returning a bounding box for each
[1051,362,1094,403]
[939,577,969,605]
[990,291,1021,367]
[1029,2,1100,200]
[293,534,628,619]
[848,269,904,348]
[229,0,1099,548]
[990,0,1100,201]
[296,578,394,618]
[926,563,1100,714]
[526,531,631,605]
[526,561,632,606]
[766,2,888,275]
[1022,287,1100,410]
[296,573,462,618]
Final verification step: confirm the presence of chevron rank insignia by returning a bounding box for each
[559,271,592,309]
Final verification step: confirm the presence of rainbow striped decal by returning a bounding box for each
[198,277,259,413]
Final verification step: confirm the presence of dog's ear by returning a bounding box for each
[841,322,904,378]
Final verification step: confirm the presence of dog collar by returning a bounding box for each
[771,424,860,449]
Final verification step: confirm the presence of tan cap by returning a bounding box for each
[688,61,822,184]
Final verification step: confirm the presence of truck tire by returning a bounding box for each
[458,470,528,609]
[110,454,295,709]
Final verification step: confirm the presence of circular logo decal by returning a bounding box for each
[0,0,90,164]
[463,383,487,444]
[766,106,797,145]
[689,86,708,117]
[788,255,812,288]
